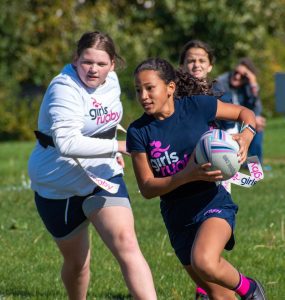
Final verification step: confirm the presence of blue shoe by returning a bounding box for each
[195,292,209,300]
[244,280,267,300]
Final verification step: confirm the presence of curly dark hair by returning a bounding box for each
[134,58,214,98]
[174,68,214,98]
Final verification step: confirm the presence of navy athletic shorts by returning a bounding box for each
[160,185,238,265]
[35,175,130,240]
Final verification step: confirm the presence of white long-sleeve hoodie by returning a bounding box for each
[28,64,123,199]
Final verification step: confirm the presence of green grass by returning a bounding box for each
[0,118,285,299]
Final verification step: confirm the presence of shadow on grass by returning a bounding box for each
[95,294,133,300]
[92,293,132,300]
[1,289,132,300]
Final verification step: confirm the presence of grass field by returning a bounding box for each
[0,117,284,299]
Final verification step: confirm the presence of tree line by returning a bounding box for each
[0,0,284,140]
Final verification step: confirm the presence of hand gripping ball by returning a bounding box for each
[195,129,241,180]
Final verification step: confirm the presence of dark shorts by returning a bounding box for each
[35,175,131,240]
[160,185,238,265]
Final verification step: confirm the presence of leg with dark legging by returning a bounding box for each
[248,131,263,164]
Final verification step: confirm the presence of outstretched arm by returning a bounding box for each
[216,100,256,163]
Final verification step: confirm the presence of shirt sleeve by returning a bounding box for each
[126,123,146,153]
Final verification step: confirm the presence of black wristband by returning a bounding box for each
[241,123,256,136]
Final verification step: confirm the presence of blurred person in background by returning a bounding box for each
[179,39,237,134]
[216,58,266,165]
[179,39,214,80]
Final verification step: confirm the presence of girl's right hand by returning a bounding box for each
[116,153,125,168]
[183,151,224,182]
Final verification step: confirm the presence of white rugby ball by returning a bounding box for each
[195,129,241,180]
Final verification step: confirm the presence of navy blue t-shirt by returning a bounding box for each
[127,95,218,202]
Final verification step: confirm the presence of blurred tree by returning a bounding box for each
[0,0,284,139]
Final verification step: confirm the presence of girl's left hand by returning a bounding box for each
[116,153,125,168]
[232,132,253,164]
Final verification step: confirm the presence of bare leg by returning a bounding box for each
[89,206,157,300]
[191,218,240,288]
[56,227,90,300]
[184,265,237,300]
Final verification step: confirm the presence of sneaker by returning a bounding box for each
[244,280,267,300]
[195,287,209,300]
[195,292,209,300]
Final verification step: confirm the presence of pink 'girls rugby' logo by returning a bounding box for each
[150,141,170,158]
[91,97,102,108]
